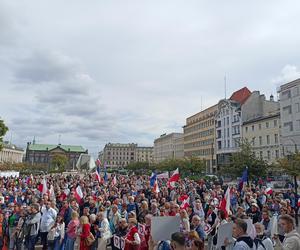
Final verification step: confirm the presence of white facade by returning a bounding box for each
[153,133,184,163]
[0,143,24,163]
[215,99,242,165]
[136,147,154,163]
[278,78,300,154]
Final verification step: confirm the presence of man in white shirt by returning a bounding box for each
[40,201,57,250]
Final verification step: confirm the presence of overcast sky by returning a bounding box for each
[1,0,300,156]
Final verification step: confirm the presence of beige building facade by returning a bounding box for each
[136,146,154,163]
[242,113,281,164]
[102,143,153,167]
[0,142,24,163]
[183,105,218,173]
[154,133,184,163]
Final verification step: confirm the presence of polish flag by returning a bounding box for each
[180,196,190,209]
[265,187,273,195]
[219,187,231,217]
[75,185,83,204]
[95,158,102,167]
[167,168,180,189]
[112,176,117,186]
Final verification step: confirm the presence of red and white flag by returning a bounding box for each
[219,187,231,217]
[298,198,300,207]
[75,185,83,203]
[95,167,102,184]
[112,176,117,186]
[265,187,273,195]
[167,168,180,189]
[180,196,190,209]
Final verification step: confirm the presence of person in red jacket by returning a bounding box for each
[124,218,140,250]
[79,216,91,250]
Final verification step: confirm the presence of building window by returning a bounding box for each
[227,140,230,148]
[266,135,270,145]
[266,122,269,128]
[275,150,279,159]
[296,103,300,113]
[259,136,262,146]
[252,137,255,146]
[245,127,248,133]
[259,151,263,159]
[259,124,261,130]
[227,128,230,137]
[283,105,292,114]
[252,125,255,131]
[274,134,278,144]
[227,117,229,125]
[282,90,291,99]
[218,141,221,150]
[284,122,293,132]
[267,151,271,160]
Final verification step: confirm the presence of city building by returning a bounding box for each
[102,143,137,168]
[183,105,218,173]
[0,141,24,164]
[241,91,281,164]
[136,146,154,163]
[153,133,184,163]
[215,87,252,167]
[242,113,280,163]
[25,142,87,169]
[278,78,300,154]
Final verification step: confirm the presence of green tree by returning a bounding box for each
[51,154,68,172]
[0,119,9,151]
[221,139,268,179]
[125,161,150,174]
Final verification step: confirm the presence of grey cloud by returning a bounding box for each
[14,51,80,84]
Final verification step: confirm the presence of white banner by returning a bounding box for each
[0,171,19,178]
[157,172,169,179]
[151,216,180,241]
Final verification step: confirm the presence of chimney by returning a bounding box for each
[270,94,274,101]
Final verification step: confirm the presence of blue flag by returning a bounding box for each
[150,172,157,187]
[238,167,248,191]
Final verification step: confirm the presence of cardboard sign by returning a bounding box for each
[151,216,180,241]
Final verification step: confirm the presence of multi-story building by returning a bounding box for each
[136,146,154,163]
[101,143,153,168]
[25,142,87,169]
[103,143,137,168]
[183,105,218,173]
[0,141,24,163]
[153,133,184,163]
[278,78,300,154]
[216,87,252,167]
[241,91,281,164]
[242,113,280,163]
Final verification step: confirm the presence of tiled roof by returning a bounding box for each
[229,87,251,104]
[28,144,86,152]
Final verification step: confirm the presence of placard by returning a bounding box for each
[216,223,233,248]
[151,216,180,241]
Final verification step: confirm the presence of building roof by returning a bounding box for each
[1,141,24,152]
[28,143,86,152]
[278,78,300,92]
[230,87,251,105]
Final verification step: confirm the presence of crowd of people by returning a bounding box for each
[0,172,299,250]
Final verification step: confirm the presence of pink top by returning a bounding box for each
[66,219,79,239]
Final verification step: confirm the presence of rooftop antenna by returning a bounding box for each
[201,96,203,111]
[33,136,36,145]
[224,75,227,99]
[58,134,61,145]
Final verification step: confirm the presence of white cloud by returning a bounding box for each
[272,65,300,85]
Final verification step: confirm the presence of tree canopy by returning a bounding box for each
[51,154,68,172]
[220,139,269,179]
[0,119,9,151]
[276,151,300,177]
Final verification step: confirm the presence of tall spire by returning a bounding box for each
[33,136,36,145]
